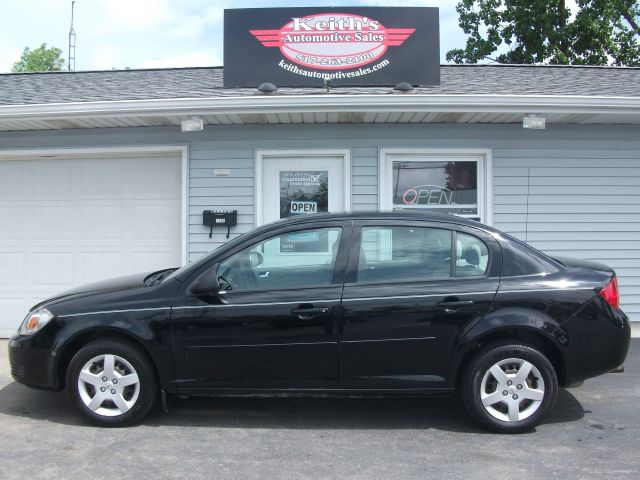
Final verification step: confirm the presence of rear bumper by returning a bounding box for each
[8,335,59,390]
[556,297,631,386]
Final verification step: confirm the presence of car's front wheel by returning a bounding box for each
[66,339,157,427]
[462,342,558,433]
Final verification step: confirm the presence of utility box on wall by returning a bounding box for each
[203,209,238,238]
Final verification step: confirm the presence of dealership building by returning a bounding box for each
[1,9,640,337]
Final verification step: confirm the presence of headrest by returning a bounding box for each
[464,244,481,267]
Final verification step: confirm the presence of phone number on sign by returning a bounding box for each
[295,52,374,66]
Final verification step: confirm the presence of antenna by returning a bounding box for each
[68,1,76,71]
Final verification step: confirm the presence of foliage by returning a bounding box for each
[446,0,640,66]
[12,43,65,72]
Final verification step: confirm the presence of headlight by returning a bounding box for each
[19,308,54,335]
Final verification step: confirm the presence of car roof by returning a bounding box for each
[264,211,494,232]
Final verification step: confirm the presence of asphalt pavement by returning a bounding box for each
[0,339,638,480]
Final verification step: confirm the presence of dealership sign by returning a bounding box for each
[224,7,440,87]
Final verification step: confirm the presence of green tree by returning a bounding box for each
[11,43,65,72]
[446,0,640,66]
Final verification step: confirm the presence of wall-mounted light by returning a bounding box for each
[181,117,204,132]
[523,115,546,129]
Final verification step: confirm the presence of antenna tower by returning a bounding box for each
[68,1,76,71]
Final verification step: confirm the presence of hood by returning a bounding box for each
[30,271,157,311]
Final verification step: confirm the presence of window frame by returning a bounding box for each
[206,223,350,294]
[346,221,495,287]
[452,230,490,278]
[356,225,455,285]
[379,149,493,225]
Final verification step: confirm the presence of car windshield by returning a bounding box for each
[162,228,258,283]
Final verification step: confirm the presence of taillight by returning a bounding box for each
[599,276,620,309]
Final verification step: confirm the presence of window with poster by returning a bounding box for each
[379,150,491,224]
[278,170,329,253]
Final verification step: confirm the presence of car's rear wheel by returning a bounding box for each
[462,342,558,433]
[66,339,157,427]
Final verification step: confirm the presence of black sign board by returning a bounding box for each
[224,7,440,88]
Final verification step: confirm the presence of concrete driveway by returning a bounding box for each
[1,339,638,480]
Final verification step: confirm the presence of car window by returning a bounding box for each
[455,232,489,277]
[357,226,452,283]
[217,227,342,292]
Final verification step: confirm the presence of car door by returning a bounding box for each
[171,222,350,392]
[338,220,500,389]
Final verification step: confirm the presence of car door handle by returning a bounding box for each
[437,300,474,307]
[290,307,329,319]
[436,300,474,313]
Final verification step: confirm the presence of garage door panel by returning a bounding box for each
[31,162,73,198]
[0,153,183,337]
[33,205,76,241]
[127,206,181,241]
[0,252,24,285]
[77,161,123,198]
[79,252,123,284]
[126,158,182,198]
[127,251,179,273]
[31,252,73,287]
[0,162,25,198]
[81,205,123,240]
[0,298,26,329]
[0,207,24,240]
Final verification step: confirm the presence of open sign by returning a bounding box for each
[290,201,317,214]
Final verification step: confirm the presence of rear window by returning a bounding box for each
[499,232,561,276]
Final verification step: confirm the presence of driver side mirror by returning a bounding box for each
[189,265,221,297]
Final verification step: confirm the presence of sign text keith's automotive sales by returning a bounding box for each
[223,7,440,88]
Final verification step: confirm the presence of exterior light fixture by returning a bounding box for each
[523,115,546,130]
[257,82,278,94]
[393,82,415,93]
[181,118,204,132]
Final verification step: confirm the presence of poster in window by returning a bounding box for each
[279,170,329,252]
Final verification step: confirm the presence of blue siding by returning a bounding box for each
[1,122,639,318]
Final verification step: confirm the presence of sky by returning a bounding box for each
[0,0,468,73]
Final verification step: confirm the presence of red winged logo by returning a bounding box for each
[249,13,415,70]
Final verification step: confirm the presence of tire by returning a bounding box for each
[461,342,558,433]
[66,339,157,427]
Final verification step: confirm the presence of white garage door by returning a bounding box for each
[0,152,183,337]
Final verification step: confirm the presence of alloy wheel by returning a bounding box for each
[479,357,545,423]
[76,354,141,417]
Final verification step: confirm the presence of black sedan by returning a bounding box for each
[8,212,630,432]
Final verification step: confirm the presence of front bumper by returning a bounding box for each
[8,335,60,390]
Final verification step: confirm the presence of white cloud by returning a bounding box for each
[0,45,23,72]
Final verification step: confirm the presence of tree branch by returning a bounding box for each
[618,7,640,36]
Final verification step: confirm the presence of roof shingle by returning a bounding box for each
[0,64,638,106]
